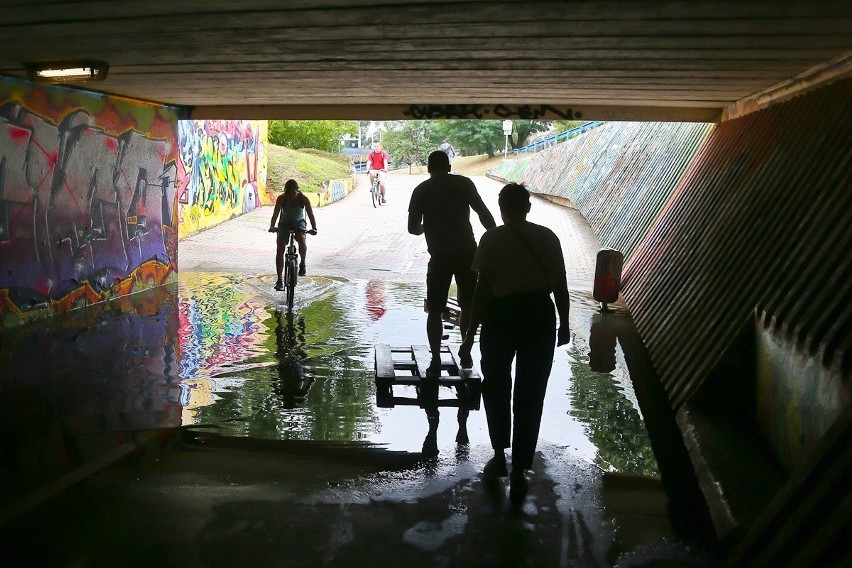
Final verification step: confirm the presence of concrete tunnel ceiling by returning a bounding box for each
[1,1,850,122]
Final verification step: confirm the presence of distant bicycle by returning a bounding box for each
[370,170,386,207]
[275,227,316,312]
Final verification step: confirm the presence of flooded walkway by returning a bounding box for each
[0,175,724,566]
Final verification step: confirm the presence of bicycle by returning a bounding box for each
[274,228,316,313]
[369,170,385,208]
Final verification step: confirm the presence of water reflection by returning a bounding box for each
[178,272,270,380]
[272,309,313,409]
[421,379,478,458]
[0,284,181,507]
[566,306,660,477]
[365,279,386,321]
[589,312,617,373]
[0,272,662,497]
[185,277,382,443]
[377,374,480,458]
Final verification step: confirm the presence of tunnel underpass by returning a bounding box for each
[1,2,850,565]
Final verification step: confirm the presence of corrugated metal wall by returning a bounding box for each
[621,77,851,409]
[508,121,714,263]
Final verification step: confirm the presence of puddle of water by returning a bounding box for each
[176,273,658,477]
[0,272,658,506]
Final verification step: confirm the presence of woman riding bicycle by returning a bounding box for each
[366,141,390,204]
[269,179,317,289]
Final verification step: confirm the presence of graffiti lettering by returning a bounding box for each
[403,105,486,119]
[402,104,583,121]
[0,104,174,299]
[331,180,346,202]
[493,104,581,120]
[177,120,265,237]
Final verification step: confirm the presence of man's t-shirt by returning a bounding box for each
[409,174,485,257]
[366,150,389,170]
[473,221,566,297]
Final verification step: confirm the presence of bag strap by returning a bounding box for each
[507,223,551,290]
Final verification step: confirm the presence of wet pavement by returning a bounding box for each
[0,175,725,566]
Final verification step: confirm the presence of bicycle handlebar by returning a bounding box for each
[268,228,317,235]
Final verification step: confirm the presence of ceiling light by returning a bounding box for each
[26,61,109,83]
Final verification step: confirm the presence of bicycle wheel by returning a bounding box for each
[371,181,378,208]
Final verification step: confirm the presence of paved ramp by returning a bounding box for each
[179,173,600,291]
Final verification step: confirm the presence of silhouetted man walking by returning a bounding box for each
[408,151,496,376]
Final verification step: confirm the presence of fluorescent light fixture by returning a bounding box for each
[26,61,109,83]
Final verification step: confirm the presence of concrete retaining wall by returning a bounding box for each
[488,121,714,263]
[306,176,357,207]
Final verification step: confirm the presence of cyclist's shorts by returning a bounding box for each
[369,169,387,181]
[278,219,308,237]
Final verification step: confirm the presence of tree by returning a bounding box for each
[373,120,555,162]
[433,120,551,157]
[381,121,437,171]
[506,120,551,150]
[269,120,357,152]
[436,120,504,158]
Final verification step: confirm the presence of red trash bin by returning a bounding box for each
[593,249,623,311]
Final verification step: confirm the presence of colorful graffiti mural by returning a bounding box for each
[0,76,181,327]
[177,120,268,238]
[308,176,355,207]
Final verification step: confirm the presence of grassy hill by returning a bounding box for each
[268,145,506,197]
[267,144,352,194]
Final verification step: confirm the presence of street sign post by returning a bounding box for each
[502,120,513,161]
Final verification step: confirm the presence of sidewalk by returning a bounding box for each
[178,174,600,291]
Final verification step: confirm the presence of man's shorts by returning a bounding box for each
[426,248,476,314]
[368,169,387,181]
[277,219,308,240]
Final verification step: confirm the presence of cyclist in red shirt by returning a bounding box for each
[366,141,390,203]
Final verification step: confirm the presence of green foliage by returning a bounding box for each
[436,120,505,158]
[506,120,551,149]
[552,120,586,134]
[436,120,551,157]
[267,144,351,194]
[367,120,552,161]
[298,147,351,166]
[381,121,438,167]
[268,120,357,152]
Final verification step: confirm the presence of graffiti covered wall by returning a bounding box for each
[488,122,714,263]
[177,120,268,238]
[0,76,182,328]
[308,176,356,208]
